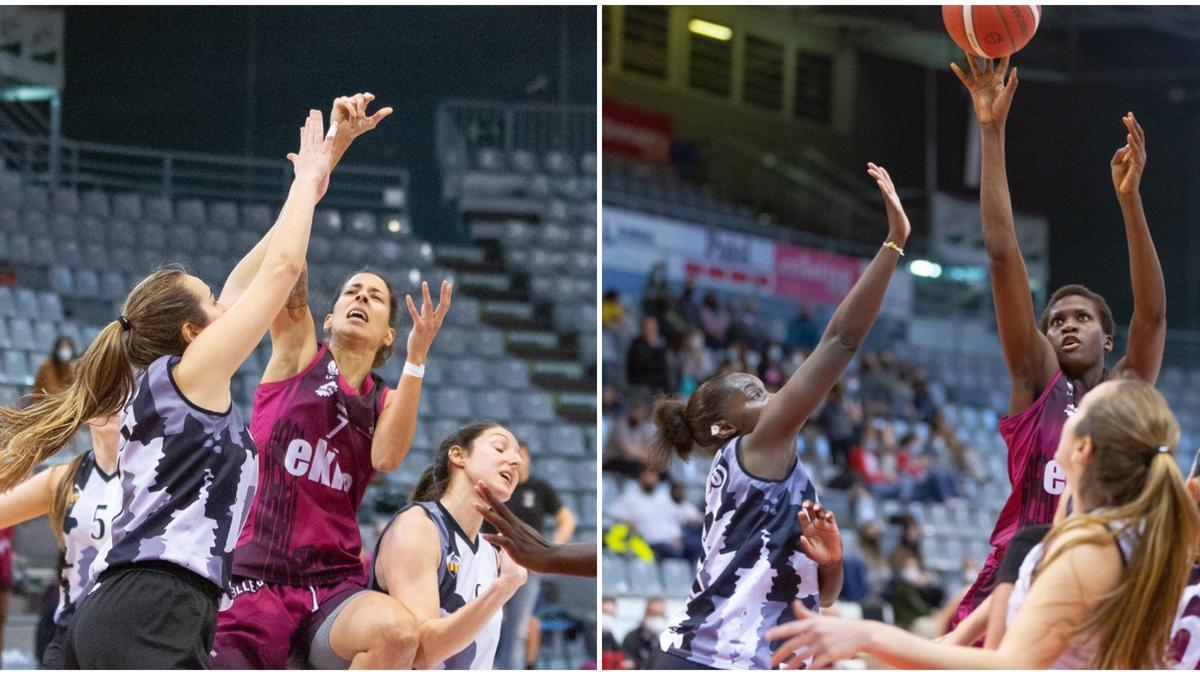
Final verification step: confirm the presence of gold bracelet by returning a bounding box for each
[883,240,905,256]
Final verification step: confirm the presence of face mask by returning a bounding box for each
[644,617,668,635]
[902,566,922,584]
[57,347,73,362]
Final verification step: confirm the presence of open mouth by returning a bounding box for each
[1061,336,1081,352]
[498,469,515,487]
[347,308,368,323]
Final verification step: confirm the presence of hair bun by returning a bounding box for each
[651,398,695,470]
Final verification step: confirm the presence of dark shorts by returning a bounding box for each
[65,561,220,669]
[209,575,366,669]
[40,624,68,670]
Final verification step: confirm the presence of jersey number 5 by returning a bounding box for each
[91,504,108,540]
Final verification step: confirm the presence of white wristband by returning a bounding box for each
[403,361,425,379]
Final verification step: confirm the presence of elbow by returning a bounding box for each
[373,456,403,473]
[983,242,1012,264]
[411,651,436,671]
[266,257,304,284]
[824,330,864,355]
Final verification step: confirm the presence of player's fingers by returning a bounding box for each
[950,62,970,87]
[368,107,394,127]
[405,294,419,321]
[435,280,454,317]
[422,280,433,313]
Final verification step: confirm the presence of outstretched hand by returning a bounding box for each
[332,92,393,144]
[950,53,1018,129]
[405,280,452,364]
[1111,112,1146,197]
[797,500,842,566]
[767,601,872,670]
[474,480,556,572]
[286,110,336,199]
[867,162,910,246]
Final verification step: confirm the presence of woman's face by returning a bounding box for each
[456,425,522,502]
[325,272,396,354]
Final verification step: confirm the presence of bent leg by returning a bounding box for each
[316,590,418,669]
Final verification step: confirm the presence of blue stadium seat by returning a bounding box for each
[52,187,79,215]
[433,328,468,357]
[167,225,198,253]
[199,230,230,256]
[508,423,544,453]
[427,418,465,449]
[0,208,17,233]
[626,559,665,597]
[106,220,137,248]
[240,204,273,231]
[580,152,596,175]
[510,149,538,173]
[602,555,627,596]
[0,320,11,348]
[23,185,49,212]
[101,272,127,301]
[138,249,168,274]
[59,241,84,269]
[209,201,239,230]
[74,271,100,299]
[49,266,73,297]
[473,330,505,358]
[432,388,473,420]
[112,193,143,221]
[144,195,173,224]
[109,248,139,274]
[308,235,333,260]
[476,147,506,171]
[2,350,31,385]
[176,199,206,227]
[30,237,55,265]
[9,318,36,350]
[139,223,166,250]
[447,358,487,388]
[523,391,556,423]
[314,208,342,235]
[81,190,110,218]
[546,425,586,457]
[660,559,695,595]
[0,178,21,209]
[32,320,57,348]
[473,390,514,422]
[486,360,529,390]
[347,211,377,238]
[542,151,573,175]
[49,212,77,241]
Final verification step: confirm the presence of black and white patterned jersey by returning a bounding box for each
[105,355,258,589]
[370,500,502,670]
[660,436,821,669]
[55,451,121,625]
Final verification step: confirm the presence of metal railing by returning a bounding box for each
[436,99,596,164]
[0,130,409,211]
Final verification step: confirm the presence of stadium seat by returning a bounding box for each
[546,424,585,457]
[74,270,100,298]
[473,389,514,422]
[486,360,529,390]
[432,388,473,420]
[626,559,665,597]
[241,204,274,231]
[23,184,49,212]
[448,358,487,388]
[52,187,79,215]
[209,201,239,230]
[81,190,111,218]
[111,193,143,221]
[144,195,173,224]
[523,391,557,423]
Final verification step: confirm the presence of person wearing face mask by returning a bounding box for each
[679,329,714,396]
[622,597,670,669]
[667,482,703,562]
[699,292,728,350]
[31,335,78,402]
[603,398,658,479]
[884,549,945,631]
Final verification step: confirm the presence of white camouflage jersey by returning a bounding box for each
[660,437,821,669]
[370,501,502,670]
[55,451,121,625]
[105,355,259,589]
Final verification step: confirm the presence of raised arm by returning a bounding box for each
[0,463,69,530]
[175,110,332,412]
[371,280,451,471]
[740,164,909,477]
[1110,113,1165,384]
[377,509,526,668]
[952,55,1057,415]
[263,93,396,382]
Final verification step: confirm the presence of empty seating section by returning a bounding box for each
[0,174,596,544]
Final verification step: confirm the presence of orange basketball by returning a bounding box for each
[942,5,1042,59]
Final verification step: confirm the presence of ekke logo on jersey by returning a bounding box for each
[281,413,354,492]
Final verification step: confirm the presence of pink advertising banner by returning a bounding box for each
[772,243,863,304]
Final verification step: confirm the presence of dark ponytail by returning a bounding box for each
[650,372,745,470]
[411,420,501,502]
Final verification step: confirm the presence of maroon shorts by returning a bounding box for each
[948,544,1005,637]
[208,576,367,669]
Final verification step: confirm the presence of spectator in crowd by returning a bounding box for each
[667,482,704,562]
[884,548,946,630]
[606,469,689,560]
[759,343,788,392]
[897,432,962,503]
[678,329,714,396]
[674,279,702,329]
[859,352,894,417]
[626,316,671,394]
[815,382,860,471]
[726,298,761,352]
[641,263,672,322]
[31,335,77,401]
[786,305,821,352]
[601,596,632,670]
[910,369,938,425]
[698,291,728,349]
[603,397,658,479]
[493,443,577,670]
[621,597,669,669]
[932,411,987,485]
[602,290,629,330]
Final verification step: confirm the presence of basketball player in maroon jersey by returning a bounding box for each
[947,54,1166,629]
[211,92,453,669]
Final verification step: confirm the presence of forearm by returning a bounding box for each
[818,559,844,608]
[1119,192,1165,324]
[820,242,903,353]
[865,621,1017,669]
[541,543,597,577]
[414,580,518,667]
[219,222,277,305]
[371,376,422,472]
[942,594,991,646]
[261,177,321,271]
[978,127,1021,261]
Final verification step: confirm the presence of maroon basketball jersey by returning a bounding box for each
[991,370,1086,549]
[232,345,390,587]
